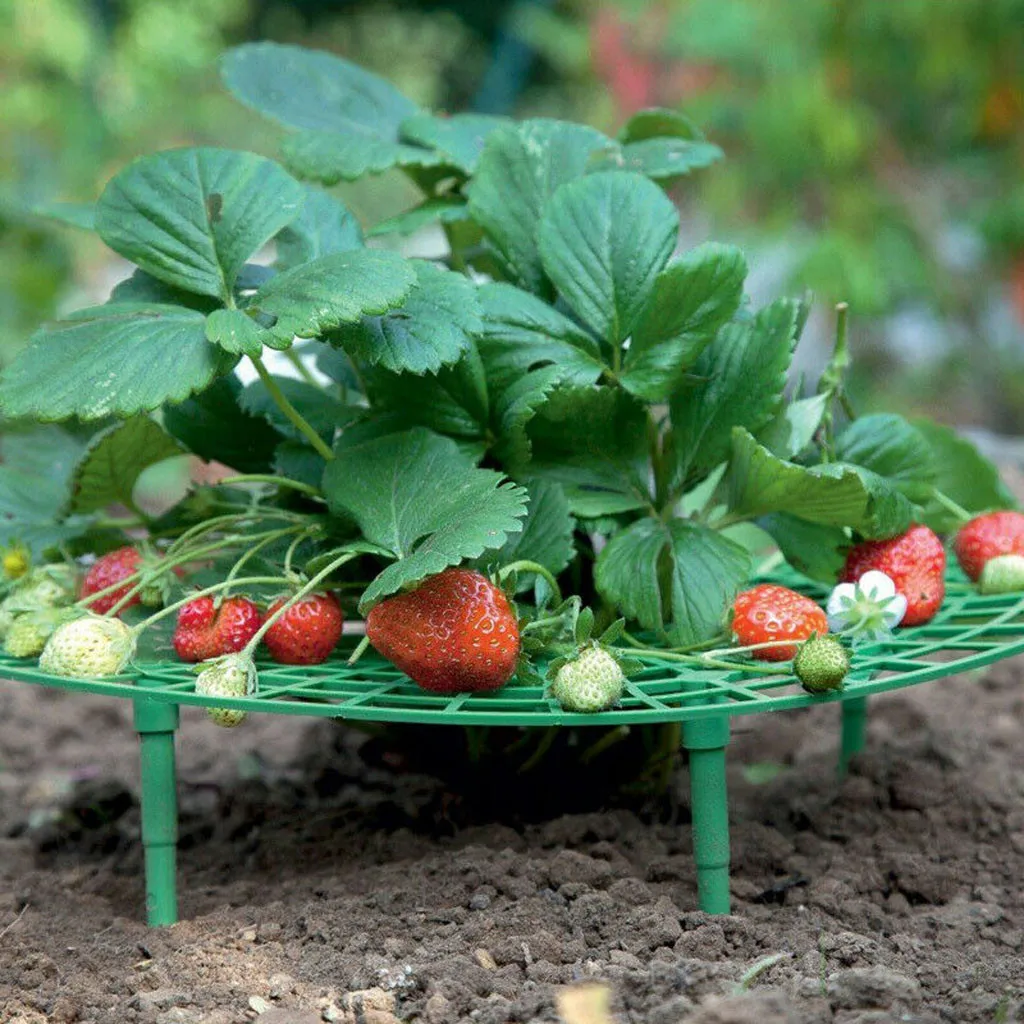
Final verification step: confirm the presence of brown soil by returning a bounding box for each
[1,655,1022,1024]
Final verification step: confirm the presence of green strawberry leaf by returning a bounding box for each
[1,424,89,483]
[834,413,937,502]
[0,303,232,422]
[758,392,830,459]
[518,386,651,517]
[758,513,849,583]
[281,130,441,185]
[621,243,747,401]
[670,298,800,491]
[728,428,913,537]
[321,428,528,611]
[273,441,327,490]
[618,108,706,143]
[162,375,280,474]
[595,517,751,645]
[275,185,364,269]
[538,171,678,346]
[68,417,183,514]
[247,250,415,344]
[109,269,219,312]
[0,467,92,559]
[492,365,570,467]
[912,420,1016,531]
[368,197,469,238]
[590,138,723,180]
[399,112,511,174]
[476,282,604,393]
[361,346,491,450]
[331,261,481,374]
[240,377,360,444]
[221,43,434,183]
[205,308,265,357]
[484,480,575,593]
[466,119,614,294]
[95,148,304,302]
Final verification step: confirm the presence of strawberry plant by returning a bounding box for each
[0,43,1018,707]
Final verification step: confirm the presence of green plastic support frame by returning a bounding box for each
[2,566,1023,925]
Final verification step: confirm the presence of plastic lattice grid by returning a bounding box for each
[2,566,1023,726]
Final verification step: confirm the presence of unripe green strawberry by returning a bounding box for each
[978,554,1024,594]
[195,654,257,727]
[4,608,76,659]
[18,564,79,608]
[793,634,850,694]
[39,614,135,679]
[551,646,625,713]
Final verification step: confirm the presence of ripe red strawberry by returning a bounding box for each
[732,584,828,661]
[263,592,343,665]
[80,547,142,615]
[366,568,520,693]
[953,510,1024,581]
[173,595,261,663]
[841,524,945,626]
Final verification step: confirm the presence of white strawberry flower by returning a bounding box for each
[826,570,907,643]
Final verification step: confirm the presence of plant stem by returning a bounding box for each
[129,576,289,637]
[243,550,361,654]
[614,645,791,676]
[283,347,320,387]
[224,527,305,591]
[218,474,324,499]
[621,631,728,654]
[931,488,972,523]
[498,560,563,605]
[347,635,371,666]
[250,354,335,462]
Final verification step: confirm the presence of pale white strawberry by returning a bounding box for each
[195,653,257,727]
[551,646,625,713]
[39,614,135,678]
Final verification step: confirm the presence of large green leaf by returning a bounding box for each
[538,172,677,346]
[757,393,829,460]
[221,43,433,182]
[728,429,912,537]
[484,480,575,592]
[205,308,265,357]
[281,131,440,185]
[1,424,90,482]
[476,282,604,394]
[622,243,747,401]
[400,113,511,174]
[362,347,491,451]
[492,364,569,467]
[368,197,469,238]
[109,268,219,312]
[69,417,183,514]
[240,377,359,444]
[913,420,1015,532]
[95,148,303,302]
[162,375,280,474]
[519,387,651,517]
[834,413,936,502]
[331,261,480,374]
[466,119,613,294]
[275,186,364,269]
[590,139,723,180]
[248,250,415,344]
[0,304,230,422]
[670,298,799,490]
[595,517,750,645]
[0,467,92,559]
[322,429,528,610]
[758,513,849,583]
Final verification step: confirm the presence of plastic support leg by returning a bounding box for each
[839,696,867,779]
[132,690,179,927]
[682,715,731,915]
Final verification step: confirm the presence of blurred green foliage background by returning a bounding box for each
[3,0,1023,429]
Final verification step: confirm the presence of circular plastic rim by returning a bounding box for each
[2,566,1023,726]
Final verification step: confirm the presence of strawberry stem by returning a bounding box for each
[930,488,972,523]
[498,560,563,605]
[347,635,371,666]
[615,645,791,676]
[219,474,324,500]
[250,354,336,462]
[127,576,290,637]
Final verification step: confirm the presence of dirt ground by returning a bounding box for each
[0,645,1022,1024]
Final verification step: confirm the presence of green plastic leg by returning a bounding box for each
[839,696,867,778]
[682,715,731,915]
[133,692,179,927]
